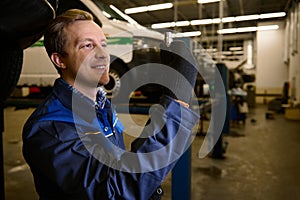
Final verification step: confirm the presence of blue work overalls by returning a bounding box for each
[23,78,199,200]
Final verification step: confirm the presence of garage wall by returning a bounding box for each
[289,50,300,104]
[286,2,300,105]
[256,20,288,103]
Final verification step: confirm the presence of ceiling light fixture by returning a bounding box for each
[152,22,176,29]
[191,19,213,25]
[259,12,286,19]
[173,31,201,38]
[235,14,259,21]
[124,3,173,14]
[217,25,279,34]
[229,46,243,51]
[110,5,138,24]
[256,25,280,31]
[152,12,286,28]
[124,6,147,14]
[102,11,111,18]
[198,0,221,4]
[175,21,190,27]
[221,17,235,23]
[191,12,286,25]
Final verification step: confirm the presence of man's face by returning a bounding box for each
[60,20,110,87]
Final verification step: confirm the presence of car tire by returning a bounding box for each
[140,84,163,100]
[104,62,126,99]
[0,48,23,102]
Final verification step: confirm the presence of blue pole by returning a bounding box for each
[172,147,191,200]
[171,37,192,200]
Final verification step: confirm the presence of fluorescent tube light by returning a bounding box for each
[124,6,147,14]
[259,12,286,19]
[229,47,243,51]
[212,18,221,23]
[256,25,279,31]
[235,14,259,21]
[125,3,173,14]
[102,11,111,18]
[148,3,173,11]
[191,19,213,25]
[218,25,279,34]
[222,17,235,23]
[198,0,221,4]
[110,5,138,25]
[110,5,127,17]
[238,27,258,32]
[222,51,232,55]
[217,28,237,34]
[152,12,286,29]
[206,48,217,52]
[151,22,176,29]
[175,21,190,27]
[173,31,201,38]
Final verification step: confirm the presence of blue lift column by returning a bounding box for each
[171,37,192,200]
[172,147,191,200]
[210,63,230,159]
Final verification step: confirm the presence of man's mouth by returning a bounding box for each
[92,65,107,69]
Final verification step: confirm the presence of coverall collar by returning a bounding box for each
[52,78,104,124]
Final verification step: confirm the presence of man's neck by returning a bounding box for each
[64,78,98,101]
[75,84,98,100]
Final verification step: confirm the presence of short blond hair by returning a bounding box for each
[44,9,94,57]
[44,9,98,73]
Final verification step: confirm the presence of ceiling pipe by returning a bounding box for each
[284,0,293,12]
[238,0,245,16]
[174,0,178,31]
[217,0,224,63]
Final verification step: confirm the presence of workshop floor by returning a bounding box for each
[2,104,300,200]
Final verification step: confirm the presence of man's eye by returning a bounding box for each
[86,44,93,48]
[101,42,107,48]
[81,43,94,49]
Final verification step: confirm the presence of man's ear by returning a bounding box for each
[50,53,66,69]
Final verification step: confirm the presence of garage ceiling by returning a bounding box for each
[101,0,292,35]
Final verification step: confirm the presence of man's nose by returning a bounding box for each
[94,46,107,59]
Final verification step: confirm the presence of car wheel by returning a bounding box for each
[0,47,23,102]
[140,84,163,100]
[104,61,127,99]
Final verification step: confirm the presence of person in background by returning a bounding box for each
[22,9,199,200]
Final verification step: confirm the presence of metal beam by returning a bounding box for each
[238,0,244,15]
[217,0,224,62]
